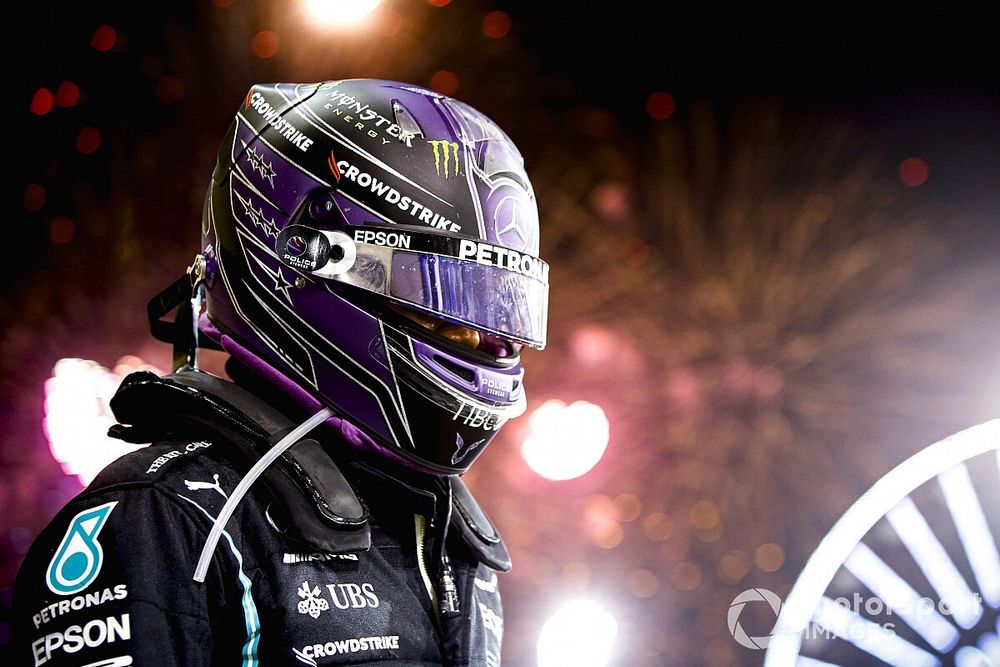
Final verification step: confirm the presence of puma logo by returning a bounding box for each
[183,473,228,499]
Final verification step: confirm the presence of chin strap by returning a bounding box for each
[194,405,335,582]
[148,255,223,372]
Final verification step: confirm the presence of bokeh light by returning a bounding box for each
[55,81,80,108]
[754,542,786,572]
[627,568,660,597]
[23,184,46,211]
[646,91,676,120]
[537,600,618,667]
[614,493,642,522]
[30,88,54,116]
[899,156,929,186]
[483,11,511,39]
[49,217,75,245]
[302,0,381,26]
[521,400,610,480]
[718,550,752,583]
[583,493,624,548]
[569,326,618,364]
[252,30,280,58]
[75,127,101,154]
[642,512,674,541]
[670,561,703,591]
[590,182,631,223]
[689,499,721,530]
[580,108,617,138]
[155,75,186,104]
[43,359,151,484]
[90,24,117,52]
[429,69,459,96]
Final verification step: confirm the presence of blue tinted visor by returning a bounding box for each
[276,224,549,349]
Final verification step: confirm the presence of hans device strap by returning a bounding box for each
[106,369,511,570]
[108,369,371,554]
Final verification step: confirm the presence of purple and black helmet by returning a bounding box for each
[199,79,548,474]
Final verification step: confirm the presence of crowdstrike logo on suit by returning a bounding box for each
[292,635,401,666]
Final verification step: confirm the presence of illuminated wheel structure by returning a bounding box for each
[765,420,1000,667]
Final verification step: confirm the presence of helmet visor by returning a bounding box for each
[276,224,549,348]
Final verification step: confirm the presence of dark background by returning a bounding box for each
[3,2,999,665]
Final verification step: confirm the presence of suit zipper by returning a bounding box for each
[415,509,456,667]
[414,514,441,625]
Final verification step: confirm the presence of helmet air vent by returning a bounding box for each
[433,355,476,384]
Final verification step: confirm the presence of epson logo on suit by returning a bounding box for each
[31,613,131,666]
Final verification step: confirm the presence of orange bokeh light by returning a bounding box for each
[429,70,459,97]
[252,31,280,59]
[483,11,511,39]
[50,217,75,244]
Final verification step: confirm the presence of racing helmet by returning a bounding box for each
[198,79,548,474]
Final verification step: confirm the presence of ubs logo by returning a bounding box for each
[296,581,380,619]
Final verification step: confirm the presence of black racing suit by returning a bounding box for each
[13,370,508,666]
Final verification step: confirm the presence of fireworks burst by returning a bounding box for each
[471,102,1000,665]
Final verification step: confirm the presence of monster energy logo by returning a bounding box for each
[428,140,461,179]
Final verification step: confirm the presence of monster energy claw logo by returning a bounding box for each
[46,502,118,596]
[428,140,461,179]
